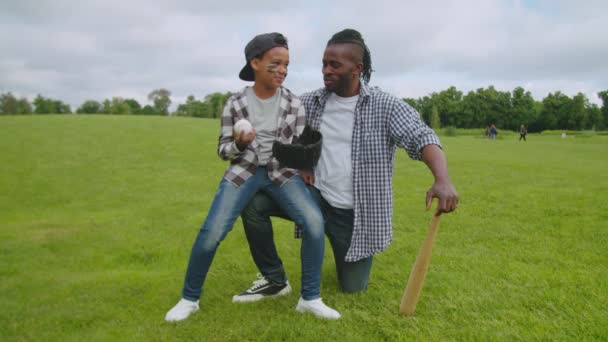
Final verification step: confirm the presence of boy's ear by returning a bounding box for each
[250,58,260,73]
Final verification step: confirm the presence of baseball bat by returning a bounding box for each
[399,212,441,315]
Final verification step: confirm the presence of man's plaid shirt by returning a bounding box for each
[218,86,305,187]
[300,83,442,262]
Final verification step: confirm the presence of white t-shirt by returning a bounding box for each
[314,93,359,209]
[245,87,281,166]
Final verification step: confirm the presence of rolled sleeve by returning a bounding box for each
[390,100,442,160]
[412,134,442,160]
[217,98,242,161]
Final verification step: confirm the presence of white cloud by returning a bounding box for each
[1,0,606,109]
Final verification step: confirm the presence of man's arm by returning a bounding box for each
[387,98,458,214]
[421,144,459,215]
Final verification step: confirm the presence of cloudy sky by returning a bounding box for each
[1,0,607,110]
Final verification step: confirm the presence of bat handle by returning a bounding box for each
[400,213,441,315]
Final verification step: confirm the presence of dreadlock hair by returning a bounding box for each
[327,29,373,84]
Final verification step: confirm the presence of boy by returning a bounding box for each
[164,32,340,322]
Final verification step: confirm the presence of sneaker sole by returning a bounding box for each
[295,303,340,320]
[164,307,199,322]
[232,284,292,303]
[295,306,340,320]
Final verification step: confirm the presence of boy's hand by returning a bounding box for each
[233,128,256,150]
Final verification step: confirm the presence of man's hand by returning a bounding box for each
[300,169,315,185]
[233,128,256,151]
[426,179,459,215]
[420,144,459,215]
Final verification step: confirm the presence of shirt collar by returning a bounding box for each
[315,82,371,105]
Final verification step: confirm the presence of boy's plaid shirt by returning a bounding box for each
[217,86,306,187]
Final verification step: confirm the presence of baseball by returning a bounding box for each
[234,119,254,135]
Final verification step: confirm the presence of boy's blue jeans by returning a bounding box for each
[181,167,325,301]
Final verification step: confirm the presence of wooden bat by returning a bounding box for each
[400,213,441,315]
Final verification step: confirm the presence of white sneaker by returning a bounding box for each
[295,297,341,320]
[165,298,199,322]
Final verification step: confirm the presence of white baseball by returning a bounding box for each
[234,119,254,135]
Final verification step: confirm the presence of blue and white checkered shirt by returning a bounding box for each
[300,83,442,262]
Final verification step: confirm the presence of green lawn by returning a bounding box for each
[1,115,607,341]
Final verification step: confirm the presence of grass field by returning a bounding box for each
[1,115,607,341]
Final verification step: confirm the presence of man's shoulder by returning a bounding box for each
[363,85,407,109]
[366,85,400,101]
[300,88,326,101]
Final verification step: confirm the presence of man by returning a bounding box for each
[490,124,497,140]
[232,29,458,300]
[165,32,340,322]
[519,124,527,141]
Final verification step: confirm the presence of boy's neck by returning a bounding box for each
[252,83,279,99]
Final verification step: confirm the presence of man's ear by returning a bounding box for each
[353,63,363,79]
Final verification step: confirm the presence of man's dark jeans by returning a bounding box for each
[241,186,373,293]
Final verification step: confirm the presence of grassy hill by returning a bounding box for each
[1,115,607,340]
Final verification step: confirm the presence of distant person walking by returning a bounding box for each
[490,124,497,140]
[485,125,490,139]
[519,124,527,141]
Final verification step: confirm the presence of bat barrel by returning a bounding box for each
[400,214,441,315]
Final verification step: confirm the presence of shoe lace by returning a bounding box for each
[250,273,269,290]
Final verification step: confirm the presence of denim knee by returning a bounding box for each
[302,209,324,240]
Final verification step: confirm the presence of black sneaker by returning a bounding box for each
[232,275,291,303]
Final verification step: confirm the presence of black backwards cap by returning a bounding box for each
[239,32,288,81]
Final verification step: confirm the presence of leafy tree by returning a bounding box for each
[204,92,231,119]
[1,92,18,114]
[175,95,208,117]
[141,105,156,115]
[124,99,142,114]
[586,103,603,130]
[430,105,441,130]
[109,97,131,115]
[462,88,491,129]
[598,90,608,129]
[16,97,32,114]
[56,101,71,114]
[539,92,572,130]
[432,86,463,127]
[148,89,171,115]
[511,87,536,130]
[77,100,101,114]
[33,94,70,114]
[416,95,434,125]
[1,92,33,114]
[101,99,112,114]
[569,93,588,130]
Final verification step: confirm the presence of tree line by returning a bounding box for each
[404,86,608,132]
[2,86,607,131]
[0,88,232,119]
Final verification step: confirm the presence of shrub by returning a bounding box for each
[444,126,458,136]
